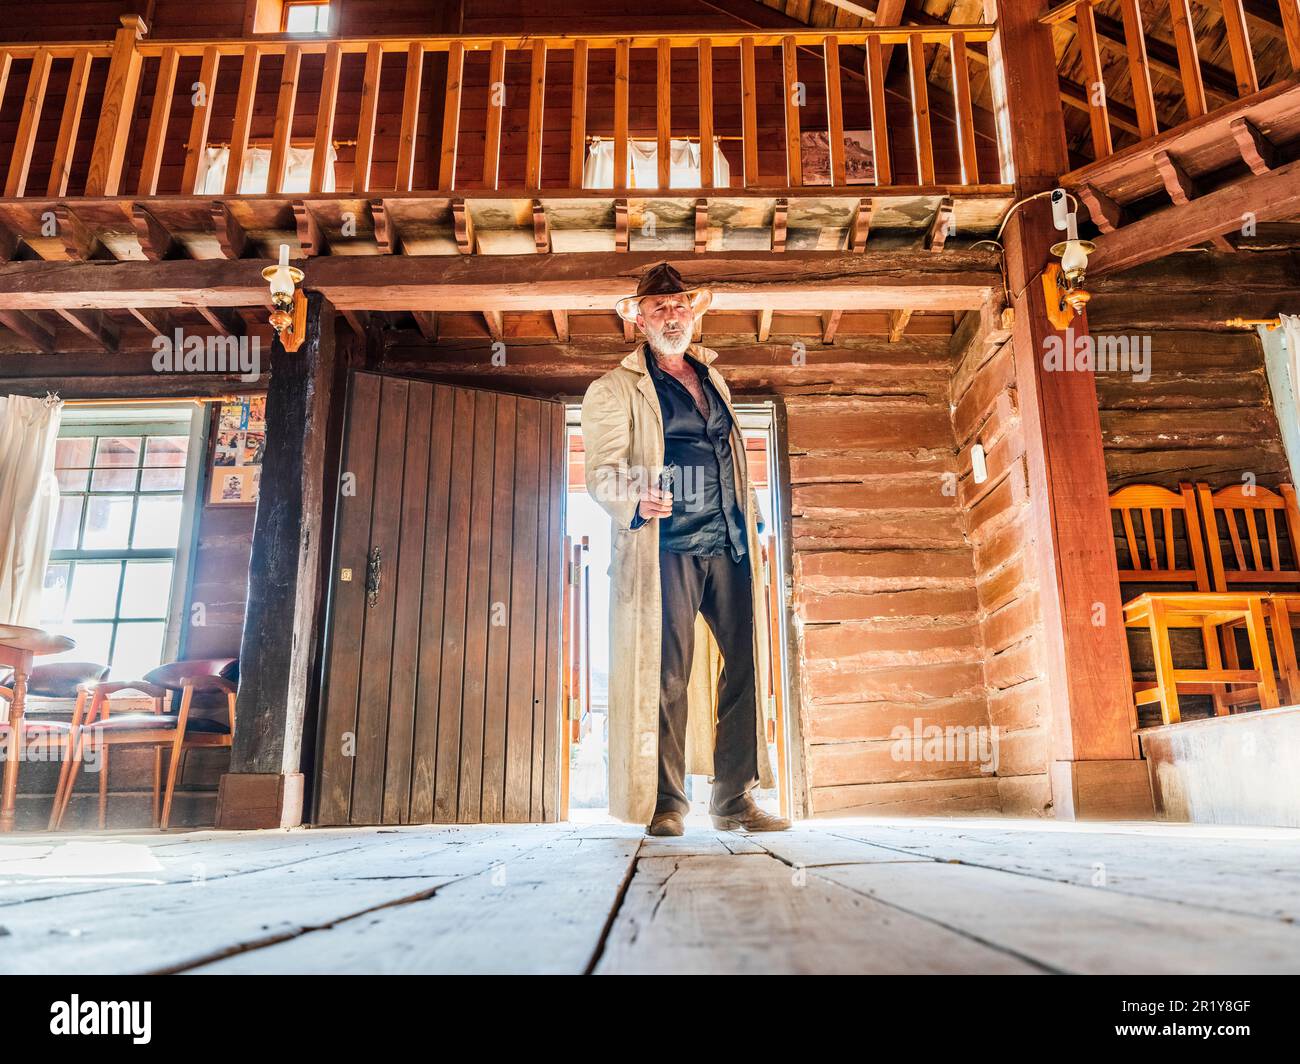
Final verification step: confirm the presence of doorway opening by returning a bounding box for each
[561,401,793,822]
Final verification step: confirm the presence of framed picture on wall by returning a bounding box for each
[208,397,264,505]
[800,130,875,185]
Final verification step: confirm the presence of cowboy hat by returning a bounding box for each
[614,262,713,324]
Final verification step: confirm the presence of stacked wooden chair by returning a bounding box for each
[51,658,236,831]
[1111,480,1300,726]
[1197,483,1300,705]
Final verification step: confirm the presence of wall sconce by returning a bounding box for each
[1042,189,1095,331]
[262,243,306,352]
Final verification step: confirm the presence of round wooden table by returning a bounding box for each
[0,624,76,832]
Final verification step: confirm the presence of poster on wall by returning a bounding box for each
[800,130,875,185]
[208,396,265,505]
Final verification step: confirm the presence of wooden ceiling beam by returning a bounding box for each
[0,251,1002,313]
[0,309,55,351]
[1089,157,1300,275]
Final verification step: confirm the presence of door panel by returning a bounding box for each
[315,372,566,826]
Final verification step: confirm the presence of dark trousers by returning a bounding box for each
[656,547,760,817]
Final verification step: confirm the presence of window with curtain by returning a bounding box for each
[39,408,198,681]
[582,138,732,189]
[193,144,338,195]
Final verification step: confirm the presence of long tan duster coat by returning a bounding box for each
[580,340,776,825]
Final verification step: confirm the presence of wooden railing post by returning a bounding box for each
[85,14,147,196]
[1280,0,1300,71]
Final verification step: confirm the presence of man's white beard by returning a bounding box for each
[644,318,692,357]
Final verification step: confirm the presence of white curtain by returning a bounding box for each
[582,138,731,189]
[0,395,63,627]
[1261,315,1300,491]
[193,145,338,195]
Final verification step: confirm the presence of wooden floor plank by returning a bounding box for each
[800,859,1300,974]
[824,822,1300,922]
[186,832,642,974]
[593,851,1038,974]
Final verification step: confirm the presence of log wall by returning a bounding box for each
[949,324,1054,816]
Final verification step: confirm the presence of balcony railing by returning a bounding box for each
[1042,0,1300,162]
[0,15,1005,201]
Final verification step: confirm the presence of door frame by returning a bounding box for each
[561,391,809,820]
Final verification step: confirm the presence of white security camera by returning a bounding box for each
[1050,188,1070,231]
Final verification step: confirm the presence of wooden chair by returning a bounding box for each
[1197,482,1300,704]
[1111,483,1277,724]
[51,659,236,831]
[0,662,108,829]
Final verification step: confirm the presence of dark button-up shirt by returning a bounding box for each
[630,344,748,561]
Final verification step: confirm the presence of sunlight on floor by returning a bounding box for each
[0,839,167,881]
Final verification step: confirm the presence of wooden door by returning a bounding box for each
[314,372,566,825]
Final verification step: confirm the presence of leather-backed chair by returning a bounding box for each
[51,658,236,831]
[0,662,109,829]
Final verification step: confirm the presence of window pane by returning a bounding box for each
[41,564,70,624]
[56,437,93,469]
[144,436,189,467]
[140,467,186,492]
[90,467,138,492]
[286,3,328,32]
[132,496,183,548]
[56,467,89,491]
[52,495,84,550]
[120,561,174,619]
[82,496,133,549]
[94,437,141,468]
[66,562,122,621]
[110,622,167,681]
[56,622,114,670]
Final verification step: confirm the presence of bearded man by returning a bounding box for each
[580,263,791,837]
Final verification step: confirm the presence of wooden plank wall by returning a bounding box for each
[0,0,1000,195]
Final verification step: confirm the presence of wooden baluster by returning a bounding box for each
[355,42,383,193]
[384,42,423,192]
[614,39,629,191]
[1166,0,1207,119]
[312,42,342,193]
[1163,509,1176,571]
[781,36,801,187]
[823,36,846,187]
[740,37,758,186]
[698,38,714,189]
[526,40,547,191]
[438,40,464,190]
[1220,0,1259,96]
[865,35,891,186]
[5,48,52,197]
[1074,2,1113,160]
[949,32,978,184]
[568,40,588,188]
[182,46,220,195]
[1117,0,1159,137]
[1279,0,1300,71]
[482,39,506,190]
[86,14,147,196]
[657,38,671,190]
[0,52,12,115]
[135,47,176,196]
[907,35,935,184]
[268,44,302,195]
[224,45,261,195]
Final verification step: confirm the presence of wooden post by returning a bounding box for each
[986,0,1151,819]
[85,15,147,196]
[217,292,339,829]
